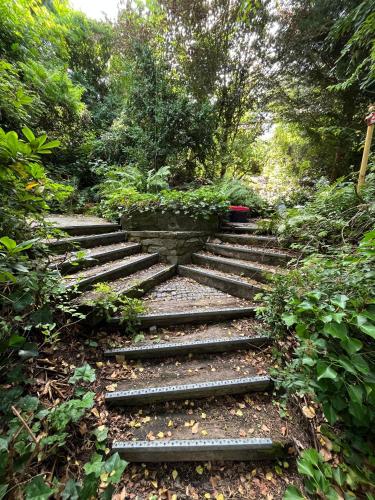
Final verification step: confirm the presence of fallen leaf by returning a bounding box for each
[172,469,178,480]
[105,383,117,392]
[201,430,208,436]
[191,422,199,434]
[201,412,207,419]
[195,465,204,475]
[266,472,273,481]
[235,409,243,417]
[168,420,174,427]
[157,432,165,438]
[302,405,316,419]
[261,424,270,432]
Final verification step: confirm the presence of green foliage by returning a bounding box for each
[274,173,375,253]
[88,283,145,335]
[260,231,375,497]
[0,363,127,498]
[97,183,230,221]
[214,178,266,215]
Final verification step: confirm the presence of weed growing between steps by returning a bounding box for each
[87,282,145,335]
[259,231,375,498]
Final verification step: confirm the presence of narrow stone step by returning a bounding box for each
[178,265,265,299]
[131,306,256,327]
[78,263,176,304]
[112,438,288,462]
[48,231,127,253]
[104,335,270,359]
[216,233,280,248]
[65,253,159,291]
[192,253,280,283]
[222,222,259,233]
[206,243,293,266]
[105,376,272,406]
[56,243,141,275]
[52,223,120,236]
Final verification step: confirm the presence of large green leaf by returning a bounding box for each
[317,362,338,381]
[25,477,55,500]
[323,321,347,340]
[283,486,305,500]
[359,321,375,340]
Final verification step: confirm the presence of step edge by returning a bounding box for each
[178,265,266,291]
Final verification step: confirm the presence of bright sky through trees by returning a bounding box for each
[70,0,120,20]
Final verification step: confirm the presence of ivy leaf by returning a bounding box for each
[317,362,338,381]
[102,453,128,483]
[69,364,96,384]
[282,313,297,327]
[348,385,363,404]
[283,485,305,499]
[61,479,80,500]
[25,477,55,500]
[331,294,349,309]
[93,425,108,443]
[323,322,347,340]
[358,321,375,340]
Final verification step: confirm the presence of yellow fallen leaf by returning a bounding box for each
[201,430,208,436]
[157,432,164,438]
[266,472,273,481]
[105,383,117,392]
[142,416,151,423]
[91,408,100,418]
[195,465,204,475]
[201,412,207,419]
[204,494,211,499]
[235,409,243,417]
[191,422,199,434]
[168,419,174,427]
[151,480,158,488]
[96,362,103,368]
[216,494,225,500]
[172,469,178,480]
[302,405,316,419]
[171,495,177,500]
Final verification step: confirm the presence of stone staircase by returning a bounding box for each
[48,218,301,465]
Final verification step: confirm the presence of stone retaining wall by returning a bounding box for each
[126,231,208,264]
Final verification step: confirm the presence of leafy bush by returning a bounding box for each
[97,185,230,221]
[260,231,375,497]
[214,178,266,215]
[273,173,375,253]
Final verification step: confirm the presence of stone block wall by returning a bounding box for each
[126,231,209,264]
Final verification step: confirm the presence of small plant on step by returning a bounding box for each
[88,283,145,335]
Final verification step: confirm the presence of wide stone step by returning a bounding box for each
[104,335,270,359]
[222,222,259,233]
[112,438,289,462]
[56,243,141,275]
[178,265,265,299]
[105,376,272,406]
[206,243,293,266]
[78,263,176,304]
[192,253,280,283]
[128,306,257,327]
[216,233,280,248]
[65,253,159,291]
[52,222,120,236]
[48,231,127,253]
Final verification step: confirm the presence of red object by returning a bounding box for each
[229,205,250,212]
[366,112,375,126]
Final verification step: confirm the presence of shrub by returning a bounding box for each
[214,178,266,215]
[259,231,375,497]
[97,185,230,221]
[273,173,375,253]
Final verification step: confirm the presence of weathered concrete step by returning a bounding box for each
[48,231,126,253]
[104,335,270,359]
[192,253,279,283]
[105,376,272,406]
[53,223,120,236]
[57,243,141,275]
[178,265,265,299]
[131,306,256,327]
[206,243,292,266]
[112,438,288,462]
[65,253,159,291]
[216,233,280,248]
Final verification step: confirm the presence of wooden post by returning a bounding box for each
[357,105,375,193]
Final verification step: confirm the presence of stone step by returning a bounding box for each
[48,231,127,253]
[104,335,270,359]
[222,222,259,233]
[178,265,265,300]
[64,253,159,291]
[216,233,280,248]
[55,243,141,275]
[192,253,280,283]
[131,306,257,327]
[105,376,272,406]
[112,438,289,462]
[78,263,176,304]
[52,222,120,236]
[206,243,293,266]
